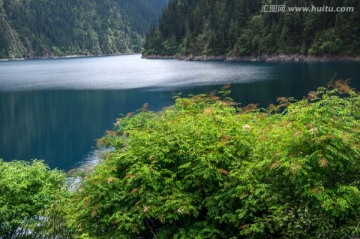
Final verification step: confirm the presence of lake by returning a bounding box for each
[0,54,359,170]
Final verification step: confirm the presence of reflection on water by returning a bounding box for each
[76,149,101,171]
[0,55,271,91]
[0,89,170,170]
[0,55,359,170]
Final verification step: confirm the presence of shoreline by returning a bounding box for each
[143,54,360,62]
[0,52,139,62]
[2,53,359,62]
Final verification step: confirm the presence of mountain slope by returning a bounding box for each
[143,0,360,59]
[0,0,169,59]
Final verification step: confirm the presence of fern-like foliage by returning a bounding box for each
[69,82,360,238]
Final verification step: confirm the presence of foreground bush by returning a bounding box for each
[67,82,360,238]
[0,160,70,239]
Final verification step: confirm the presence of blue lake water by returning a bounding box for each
[0,54,359,170]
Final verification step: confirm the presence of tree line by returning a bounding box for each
[143,0,360,57]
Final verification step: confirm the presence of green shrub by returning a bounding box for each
[0,160,70,239]
[69,82,360,238]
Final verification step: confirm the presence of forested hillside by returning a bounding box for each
[0,0,168,59]
[144,0,360,59]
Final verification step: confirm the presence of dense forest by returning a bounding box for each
[0,0,169,59]
[144,0,360,58]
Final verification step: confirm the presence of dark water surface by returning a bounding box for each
[0,55,359,170]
